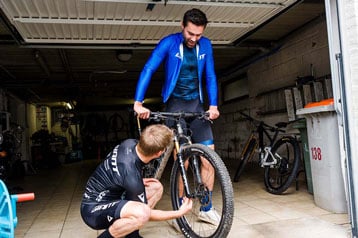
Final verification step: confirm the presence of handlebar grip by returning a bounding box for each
[14,193,35,202]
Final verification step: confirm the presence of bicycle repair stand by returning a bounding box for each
[0,179,34,238]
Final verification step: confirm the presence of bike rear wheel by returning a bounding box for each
[264,136,300,194]
[170,144,234,238]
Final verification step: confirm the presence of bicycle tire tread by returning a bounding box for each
[264,136,301,195]
[170,144,234,238]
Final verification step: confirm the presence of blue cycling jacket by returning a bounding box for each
[134,32,218,106]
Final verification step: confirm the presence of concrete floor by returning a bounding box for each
[8,158,351,238]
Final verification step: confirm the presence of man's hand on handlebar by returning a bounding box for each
[207,105,220,120]
[134,101,151,119]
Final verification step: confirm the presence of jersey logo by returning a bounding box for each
[107,215,113,222]
[175,52,182,60]
[96,190,108,202]
[199,54,205,60]
[111,145,120,176]
[125,147,132,154]
[138,192,145,203]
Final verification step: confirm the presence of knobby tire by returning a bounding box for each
[233,138,257,182]
[170,144,234,238]
[264,136,300,194]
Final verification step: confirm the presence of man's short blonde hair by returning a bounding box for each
[137,124,173,157]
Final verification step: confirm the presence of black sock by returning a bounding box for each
[97,229,114,238]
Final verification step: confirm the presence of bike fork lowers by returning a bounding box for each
[174,140,203,199]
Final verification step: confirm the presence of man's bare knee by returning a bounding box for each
[109,203,150,237]
[121,202,151,226]
[153,181,163,196]
[135,203,151,227]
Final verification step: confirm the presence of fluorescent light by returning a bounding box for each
[66,103,72,110]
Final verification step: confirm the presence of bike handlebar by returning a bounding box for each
[239,111,303,132]
[149,111,209,120]
[239,111,276,131]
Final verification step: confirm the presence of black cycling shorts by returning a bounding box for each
[80,200,128,230]
[165,97,214,145]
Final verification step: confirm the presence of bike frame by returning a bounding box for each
[257,121,281,167]
[241,123,279,168]
[240,112,290,168]
[239,134,257,163]
[137,112,205,198]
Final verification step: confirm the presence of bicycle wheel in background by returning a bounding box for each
[142,143,173,179]
[170,144,234,238]
[264,136,301,195]
[233,138,257,182]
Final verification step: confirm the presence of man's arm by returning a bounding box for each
[134,101,151,119]
[134,36,172,104]
[149,197,193,221]
[204,39,220,120]
[133,38,170,118]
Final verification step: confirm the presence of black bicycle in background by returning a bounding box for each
[137,111,234,238]
[233,111,302,195]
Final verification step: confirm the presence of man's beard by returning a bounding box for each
[185,39,196,48]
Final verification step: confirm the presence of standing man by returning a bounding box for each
[133,8,220,225]
[81,124,192,238]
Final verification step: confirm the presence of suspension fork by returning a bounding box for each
[176,148,203,198]
[192,155,203,184]
[174,136,194,198]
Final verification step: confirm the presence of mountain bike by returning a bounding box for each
[233,111,302,195]
[137,111,234,238]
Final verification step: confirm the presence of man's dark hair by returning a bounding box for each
[183,8,208,27]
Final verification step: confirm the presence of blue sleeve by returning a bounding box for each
[134,37,171,102]
[204,39,218,106]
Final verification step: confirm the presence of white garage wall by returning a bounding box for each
[335,0,358,235]
[214,18,331,159]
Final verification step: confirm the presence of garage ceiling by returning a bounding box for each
[0,0,325,111]
[0,0,297,45]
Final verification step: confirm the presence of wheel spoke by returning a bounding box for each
[170,144,233,238]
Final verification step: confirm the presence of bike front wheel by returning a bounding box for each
[264,136,301,194]
[170,144,234,238]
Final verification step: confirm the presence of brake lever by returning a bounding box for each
[200,113,213,124]
[148,114,161,123]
